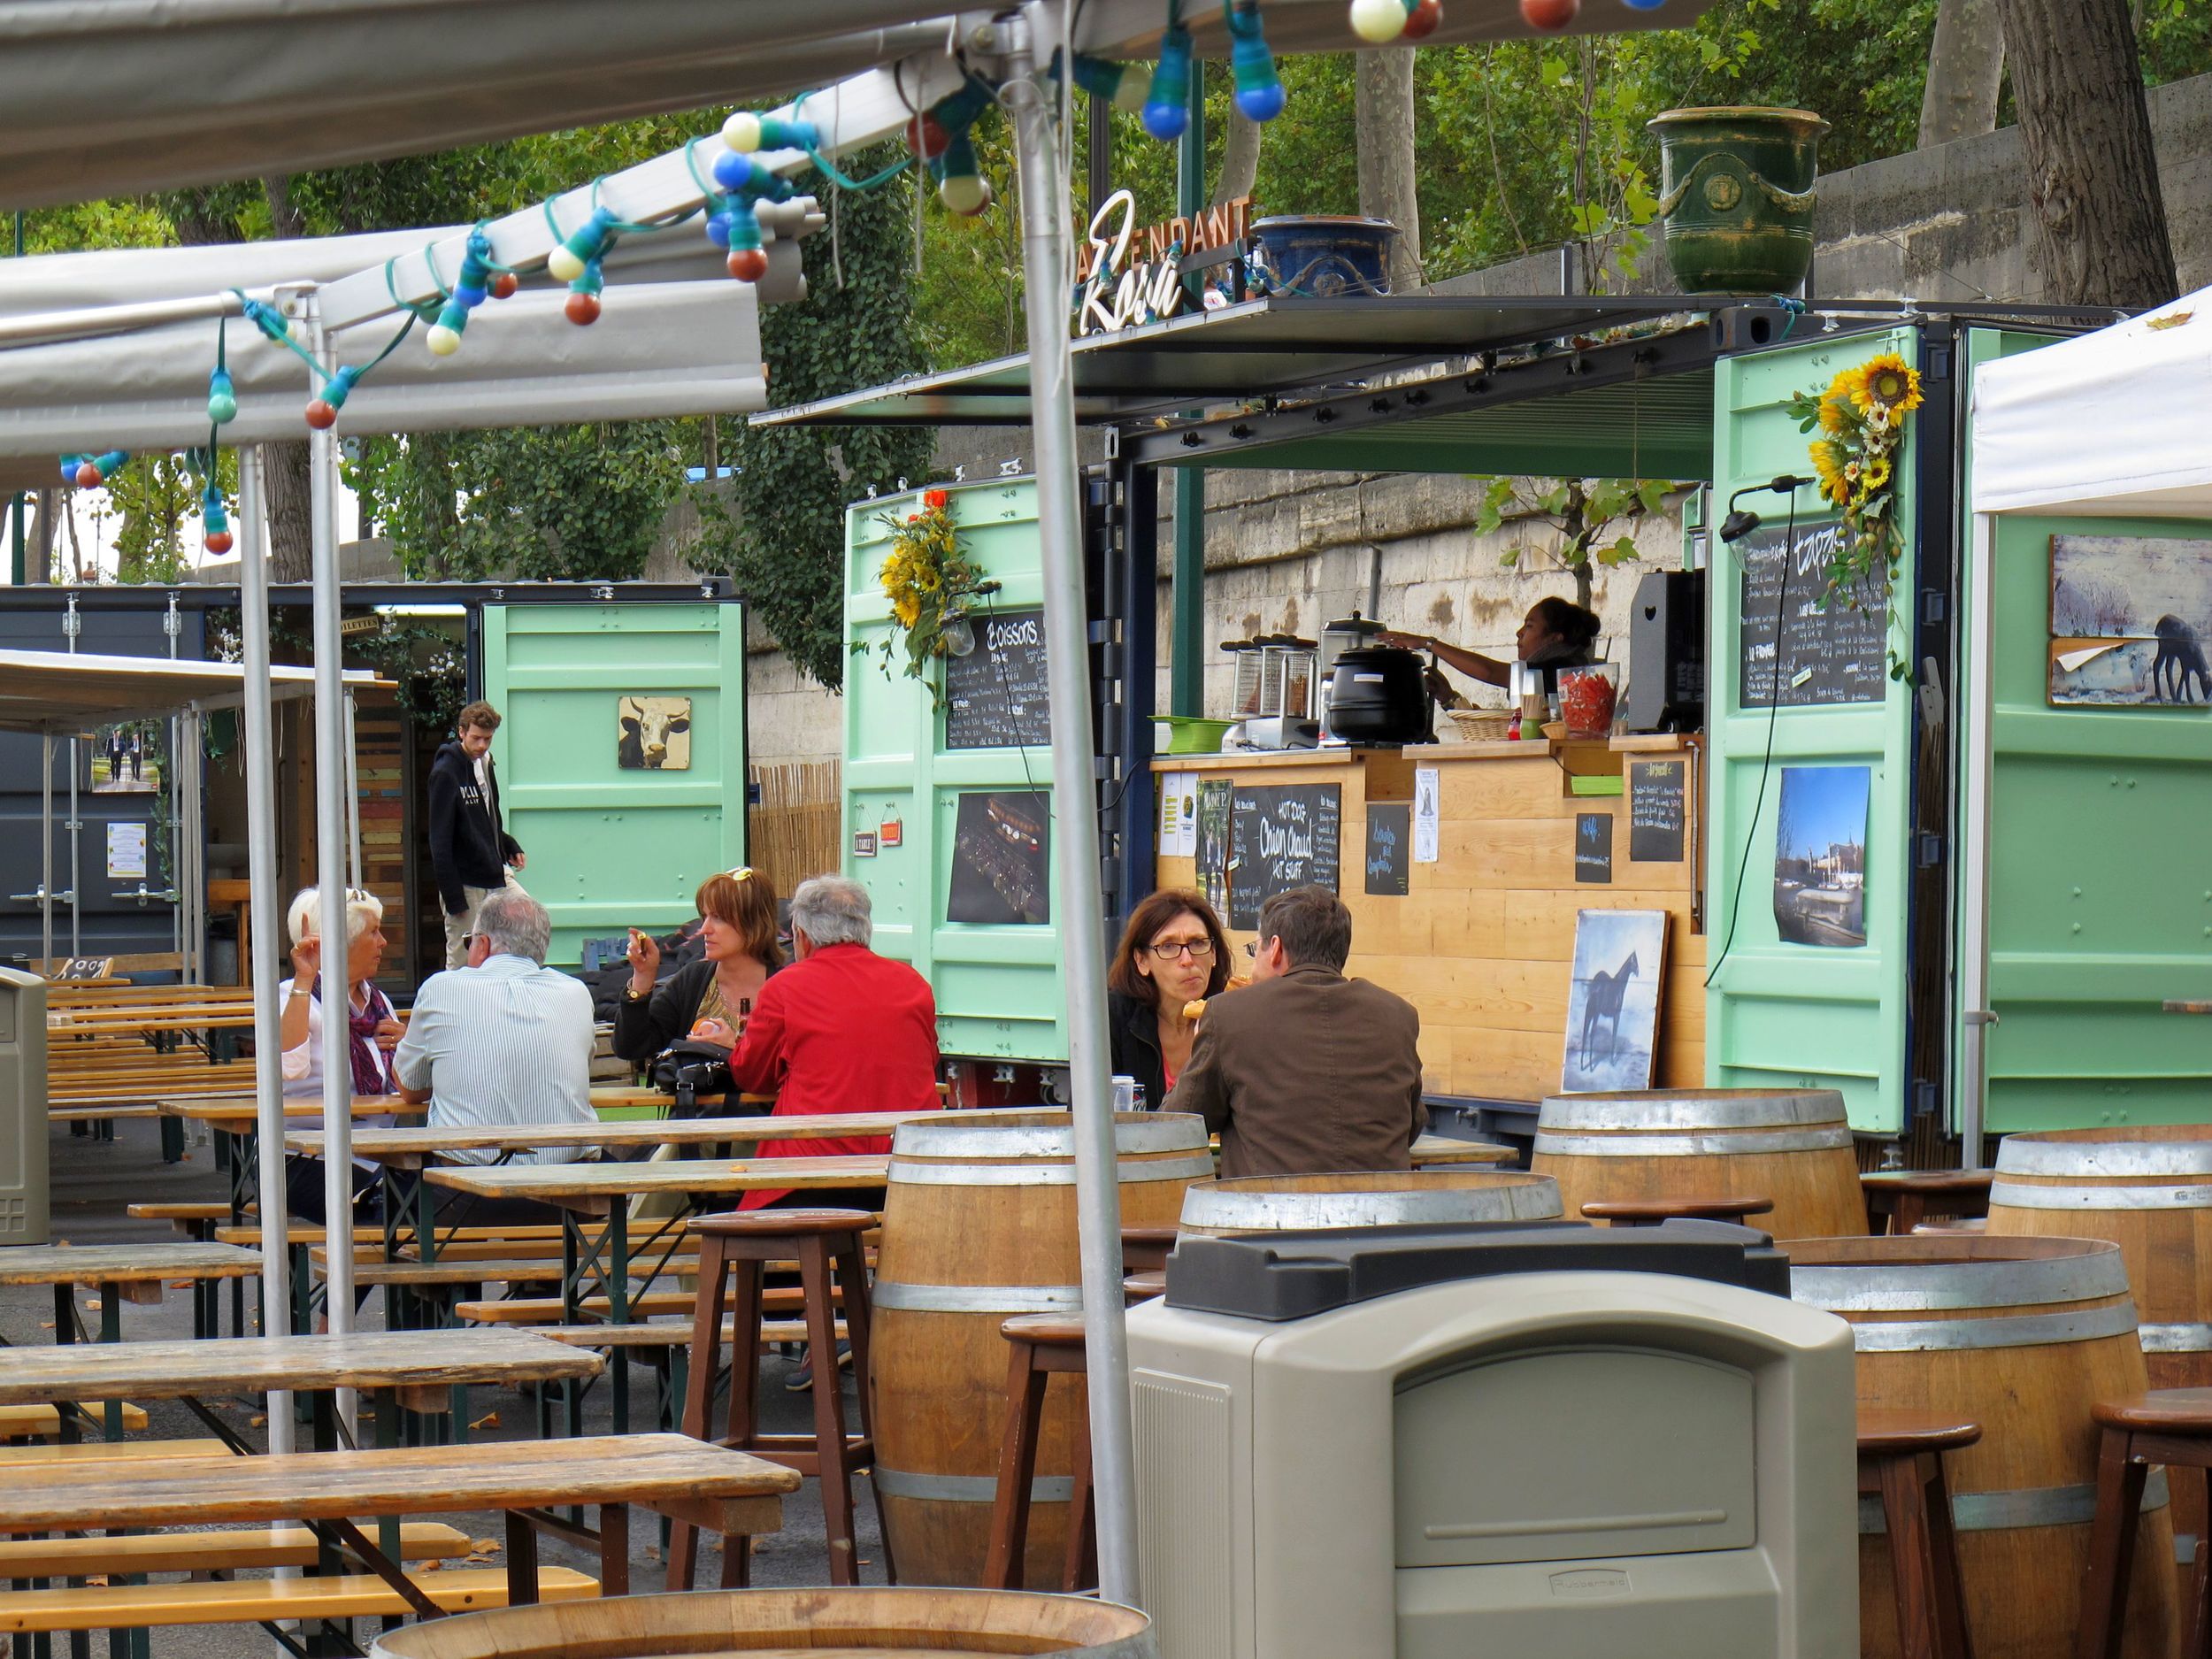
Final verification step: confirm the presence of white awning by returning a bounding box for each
[1972,289,2212,517]
[0,649,380,733]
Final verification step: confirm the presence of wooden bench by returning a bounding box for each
[126,1203,228,1225]
[0,1402,149,1438]
[456,1286,828,1326]
[0,1439,232,1471]
[0,1522,471,1580]
[0,1567,598,1634]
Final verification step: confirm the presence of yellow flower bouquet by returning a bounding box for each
[1786,351,1924,640]
[863,489,1000,701]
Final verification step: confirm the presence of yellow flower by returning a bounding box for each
[915,565,941,593]
[893,595,921,627]
[1863,457,1892,494]
[1811,439,1851,505]
[1845,353,1923,417]
[1818,395,1852,435]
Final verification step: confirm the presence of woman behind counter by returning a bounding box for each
[1381,595,1601,696]
[1108,888,1233,1107]
[614,866,783,1061]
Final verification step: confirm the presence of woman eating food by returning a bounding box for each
[613,866,783,1063]
[1107,888,1235,1108]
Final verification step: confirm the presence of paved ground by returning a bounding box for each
[19,1115,887,1655]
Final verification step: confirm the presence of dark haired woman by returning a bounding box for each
[1106,888,1233,1108]
[613,866,783,1063]
[1379,595,1602,696]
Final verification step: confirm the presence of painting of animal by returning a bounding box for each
[2049,535,2212,709]
[2153,614,2212,703]
[617,696,693,770]
[1562,910,1668,1093]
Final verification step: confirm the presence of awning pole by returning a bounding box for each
[343,689,363,890]
[1005,4,1141,1609]
[237,444,296,1446]
[38,733,52,971]
[63,595,79,959]
[302,292,358,1433]
[1957,510,1997,1168]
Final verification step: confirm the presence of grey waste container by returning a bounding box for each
[0,970,50,1245]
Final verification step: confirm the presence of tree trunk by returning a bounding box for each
[1918,0,2006,149]
[1992,0,2177,306]
[265,442,315,584]
[262,176,307,241]
[1214,111,1262,207]
[1355,50,1424,293]
[27,488,55,583]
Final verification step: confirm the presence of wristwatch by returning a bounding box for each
[622,984,649,1002]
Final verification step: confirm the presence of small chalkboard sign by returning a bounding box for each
[944,608,1052,749]
[1736,519,1890,707]
[1365,803,1410,896]
[1574,813,1613,884]
[1628,757,1687,864]
[1229,783,1341,929]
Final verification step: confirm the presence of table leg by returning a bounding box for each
[503,1511,540,1608]
[605,1203,630,1436]
[597,1504,630,1598]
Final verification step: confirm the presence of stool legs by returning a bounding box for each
[796,1237,861,1586]
[984,1336,1049,1591]
[1064,1378,1096,1594]
[1873,1448,1971,1659]
[2076,1426,2151,1659]
[666,1231,730,1592]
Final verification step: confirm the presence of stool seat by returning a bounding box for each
[1001,1315,1085,1347]
[1856,1408,1982,1457]
[1580,1195,1773,1225]
[1123,1271,1167,1302]
[2093,1389,2212,1433]
[1121,1225,1177,1274]
[688,1208,877,1239]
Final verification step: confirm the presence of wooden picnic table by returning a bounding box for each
[1409,1135,1514,1166]
[284,1108,993,1171]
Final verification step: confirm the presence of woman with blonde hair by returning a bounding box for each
[278,885,399,1220]
[612,866,784,1062]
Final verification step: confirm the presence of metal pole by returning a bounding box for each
[8,213,21,588]
[165,595,184,970]
[181,709,204,985]
[1957,510,1997,1168]
[39,734,52,972]
[62,595,80,957]
[1169,58,1207,717]
[1005,5,1141,1608]
[342,690,364,891]
[302,295,358,1432]
[237,445,295,1446]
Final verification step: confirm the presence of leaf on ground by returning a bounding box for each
[82,1576,108,1587]
[416,1559,443,1572]
[470,1538,498,1554]
[249,1416,267,1428]
[36,1323,51,1331]
[2147,311,2194,331]
[168,1281,192,1289]
[469,1411,500,1431]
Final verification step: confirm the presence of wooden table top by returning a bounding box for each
[423,1154,891,1207]
[286,1108,993,1167]
[0,1433,799,1534]
[0,1330,599,1406]
[1409,1135,1514,1165]
[161,1089,721,1127]
[0,1243,262,1287]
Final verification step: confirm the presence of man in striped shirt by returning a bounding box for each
[393,887,595,1166]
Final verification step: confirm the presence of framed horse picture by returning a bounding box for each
[1561,909,1669,1093]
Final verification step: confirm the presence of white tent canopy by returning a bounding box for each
[0,649,375,733]
[1972,288,2205,518]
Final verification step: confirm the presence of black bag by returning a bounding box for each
[649,1039,733,1117]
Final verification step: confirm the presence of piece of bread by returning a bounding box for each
[1181,998,1208,1022]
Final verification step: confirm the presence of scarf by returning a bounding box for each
[311,978,396,1096]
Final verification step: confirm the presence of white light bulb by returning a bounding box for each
[1114,67,1153,113]
[546,246,586,282]
[426,324,461,357]
[1348,0,1409,41]
[941,173,993,216]
[723,111,763,152]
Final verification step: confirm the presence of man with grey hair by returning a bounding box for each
[392,886,595,1169]
[726,873,941,1211]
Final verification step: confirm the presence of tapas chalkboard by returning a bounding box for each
[944,608,1052,749]
[1736,519,1889,707]
[1229,783,1341,929]
[1364,803,1410,896]
[1627,757,1687,864]
[1575,813,1613,884]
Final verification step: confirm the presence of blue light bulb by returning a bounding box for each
[1142,25,1193,141]
[1226,2,1286,124]
[706,210,733,248]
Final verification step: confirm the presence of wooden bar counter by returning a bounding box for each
[1152,735,1705,1104]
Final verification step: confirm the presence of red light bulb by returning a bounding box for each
[565,290,602,326]
[726,248,769,282]
[1404,0,1443,36]
[907,114,949,160]
[489,272,518,300]
[1519,0,1577,27]
[204,530,234,555]
[73,462,100,488]
[304,399,338,430]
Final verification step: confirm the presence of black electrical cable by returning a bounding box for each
[1704,488,1799,989]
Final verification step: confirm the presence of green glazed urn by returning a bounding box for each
[1647,107,1829,296]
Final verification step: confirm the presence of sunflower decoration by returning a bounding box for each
[1785,349,1925,641]
[863,488,1001,701]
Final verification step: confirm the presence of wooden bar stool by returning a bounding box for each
[2078,1389,2212,1657]
[1579,1195,1774,1228]
[667,1208,877,1591]
[983,1315,1094,1594]
[1122,1225,1178,1275]
[1861,1170,1994,1237]
[1858,1407,1978,1659]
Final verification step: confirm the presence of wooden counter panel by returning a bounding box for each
[1151,749,1703,1104]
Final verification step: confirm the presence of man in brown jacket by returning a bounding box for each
[1164,885,1425,1179]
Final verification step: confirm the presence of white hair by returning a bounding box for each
[789,875,872,949]
[475,887,552,965]
[287,886,383,947]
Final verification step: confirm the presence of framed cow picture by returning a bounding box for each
[617,695,693,770]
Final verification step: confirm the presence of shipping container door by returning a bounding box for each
[844,480,1067,1064]
[1961,328,2212,1131]
[480,602,746,967]
[1707,329,1923,1134]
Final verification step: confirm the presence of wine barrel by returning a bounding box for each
[367,1587,1156,1657]
[870,1110,1210,1588]
[1786,1234,2177,1659]
[1532,1088,1865,1239]
[1179,1169,1562,1236]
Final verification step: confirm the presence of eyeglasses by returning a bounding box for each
[1147,939,1214,961]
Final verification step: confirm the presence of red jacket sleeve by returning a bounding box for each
[726,974,789,1098]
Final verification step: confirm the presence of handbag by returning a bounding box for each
[649,1039,733,1117]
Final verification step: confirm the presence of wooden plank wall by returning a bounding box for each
[293,698,417,981]
[1154,741,1706,1104]
[749,761,841,903]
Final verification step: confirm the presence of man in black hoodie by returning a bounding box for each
[428,700,526,969]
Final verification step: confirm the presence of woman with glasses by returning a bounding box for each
[1106,888,1233,1110]
[612,866,784,1064]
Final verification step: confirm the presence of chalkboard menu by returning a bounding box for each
[1736,519,1889,707]
[1574,813,1613,884]
[1229,783,1341,929]
[1364,803,1410,896]
[944,608,1052,749]
[1628,757,1687,864]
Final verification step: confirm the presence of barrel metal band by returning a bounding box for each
[1539,1092,1846,1133]
[1791,1250,2129,1311]
[1990,1179,2212,1211]
[2139,1321,2212,1354]
[1534,1127,1852,1158]
[1838,1300,2139,1352]
[1999,1139,2212,1179]
[1860,1471,2168,1535]
[872,1281,1083,1315]
[890,1155,1216,1187]
[893,1118,1206,1158]
[872,1467,1075,1504]
[1180,1189,1562,1230]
